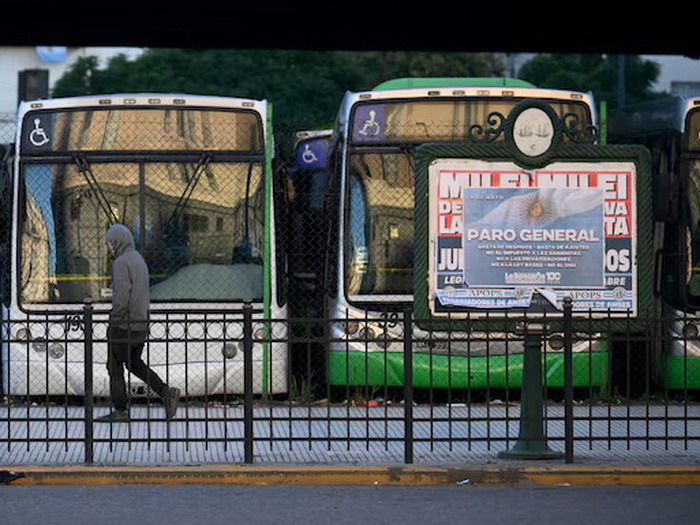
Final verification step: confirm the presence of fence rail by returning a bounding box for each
[2,302,700,465]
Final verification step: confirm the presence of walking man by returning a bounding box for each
[97,224,180,422]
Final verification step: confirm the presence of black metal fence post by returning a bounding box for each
[563,297,574,463]
[403,308,413,464]
[83,299,94,464]
[243,301,254,464]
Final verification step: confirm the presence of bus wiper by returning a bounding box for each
[74,154,119,224]
[233,163,259,264]
[165,153,212,230]
[415,122,431,138]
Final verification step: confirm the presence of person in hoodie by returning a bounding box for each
[97,224,180,422]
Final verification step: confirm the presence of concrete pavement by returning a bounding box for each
[2,403,699,485]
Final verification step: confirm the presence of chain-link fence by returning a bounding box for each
[0,114,16,143]
[1,108,699,466]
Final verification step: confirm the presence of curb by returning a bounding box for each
[3,465,700,486]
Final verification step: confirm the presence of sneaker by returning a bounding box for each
[96,409,129,422]
[164,387,180,421]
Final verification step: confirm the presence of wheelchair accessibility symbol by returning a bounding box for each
[358,110,381,137]
[29,118,50,147]
[301,144,318,164]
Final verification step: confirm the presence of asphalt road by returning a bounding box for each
[3,484,698,525]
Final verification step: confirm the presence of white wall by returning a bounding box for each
[0,46,143,115]
[0,46,143,142]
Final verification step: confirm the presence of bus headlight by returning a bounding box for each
[15,327,32,341]
[334,321,360,336]
[222,343,238,359]
[32,339,48,353]
[343,321,360,335]
[375,334,391,350]
[682,323,698,339]
[548,334,565,351]
[358,327,376,342]
[48,343,65,359]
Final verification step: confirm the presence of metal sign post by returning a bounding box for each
[498,322,563,460]
[412,99,653,462]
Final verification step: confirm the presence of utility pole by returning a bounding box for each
[617,55,626,107]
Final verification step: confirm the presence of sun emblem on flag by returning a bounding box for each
[519,192,555,226]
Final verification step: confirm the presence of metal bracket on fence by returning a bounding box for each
[83,298,95,464]
[403,308,413,464]
[563,296,575,463]
[243,301,254,464]
[498,315,563,460]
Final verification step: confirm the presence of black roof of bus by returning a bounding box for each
[608,97,696,137]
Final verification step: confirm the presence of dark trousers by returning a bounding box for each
[107,327,167,412]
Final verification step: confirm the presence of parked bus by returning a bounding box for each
[0,94,286,398]
[323,77,607,390]
[286,129,333,310]
[282,130,333,387]
[609,96,700,389]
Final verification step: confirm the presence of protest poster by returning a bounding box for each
[429,160,637,314]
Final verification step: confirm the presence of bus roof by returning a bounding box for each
[372,77,537,90]
[337,82,597,132]
[17,93,267,118]
[609,97,700,137]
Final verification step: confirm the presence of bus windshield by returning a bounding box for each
[344,97,593,298]
[687,157,700,300]
[20,159,264,304]
[346,153,413,296]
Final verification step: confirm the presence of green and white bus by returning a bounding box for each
[610,96,700,389]
[1,93,287,398]
[323,77,608,390]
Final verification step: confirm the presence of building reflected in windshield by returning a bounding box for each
[19,107,265,305]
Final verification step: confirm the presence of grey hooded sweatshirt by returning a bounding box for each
[107,224,150,335]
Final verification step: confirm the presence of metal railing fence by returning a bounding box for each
[2,302,700,465]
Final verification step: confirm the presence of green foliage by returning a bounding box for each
[51,49,665,159]
[290,376,315,405]
[52,50,665,138]
[338,51,504,89]
[51,48,504,142]
[518,54,665,108]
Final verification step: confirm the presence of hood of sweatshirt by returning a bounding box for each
[106,224,136,258]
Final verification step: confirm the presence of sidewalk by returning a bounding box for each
[2,403,699,485]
